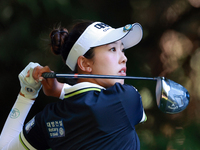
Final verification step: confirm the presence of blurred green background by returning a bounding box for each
[0,0,200,149]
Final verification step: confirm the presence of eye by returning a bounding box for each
[122,48,126,53]
[110,47,116,52]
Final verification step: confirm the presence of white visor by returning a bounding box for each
[66,22,143,71]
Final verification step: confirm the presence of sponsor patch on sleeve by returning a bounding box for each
[25,116,35,134]
[46,120,65,138]
[10,108,20,119]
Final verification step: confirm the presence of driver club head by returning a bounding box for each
[156,77,190,114]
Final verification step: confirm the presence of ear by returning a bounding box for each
[77,56,92,73]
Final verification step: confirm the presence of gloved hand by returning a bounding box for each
[18,62,42,99]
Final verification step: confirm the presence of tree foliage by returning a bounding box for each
[0,0,200,149]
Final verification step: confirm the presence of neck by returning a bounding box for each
[76,68,97,85]
[77,77,97,85]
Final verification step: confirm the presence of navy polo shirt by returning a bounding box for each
[21,82,146,150]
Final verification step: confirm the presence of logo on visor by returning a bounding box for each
[94,23,110,30]
[123,24,132,32]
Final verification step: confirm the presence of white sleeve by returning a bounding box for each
[140,109,147,123]
[59,83,71,100]
[1,134,26,150]
[0,95,34,149]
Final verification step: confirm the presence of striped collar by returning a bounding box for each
[64,82,105,99]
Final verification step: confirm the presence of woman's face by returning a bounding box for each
[90,40,127,88]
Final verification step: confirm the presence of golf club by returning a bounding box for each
[42,72,190,114]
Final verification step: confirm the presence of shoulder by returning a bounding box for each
[108,82,138,91]
[104,83,140,98]
[93,83,142,110]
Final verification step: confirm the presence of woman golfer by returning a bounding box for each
[0,20,147,150]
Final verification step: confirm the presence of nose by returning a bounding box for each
[120,51,127,64]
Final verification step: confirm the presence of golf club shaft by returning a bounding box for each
[42,72,157,81]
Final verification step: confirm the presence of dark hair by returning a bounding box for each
[49,20,95,72]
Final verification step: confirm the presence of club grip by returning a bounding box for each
[42,72,56,78]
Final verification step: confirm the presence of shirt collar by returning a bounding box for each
[64,82,105,95]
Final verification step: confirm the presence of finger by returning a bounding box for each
[38,77,44,82]
[36,66,54,88]
[25,69,38,83]
[38,66,53,78]
[33,66,43,78]
[26,70,30,77]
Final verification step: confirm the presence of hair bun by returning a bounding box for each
[50,28,68,55]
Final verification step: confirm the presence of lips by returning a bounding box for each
[119,67,126,76]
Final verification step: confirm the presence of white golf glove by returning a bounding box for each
[18,62,42,99]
